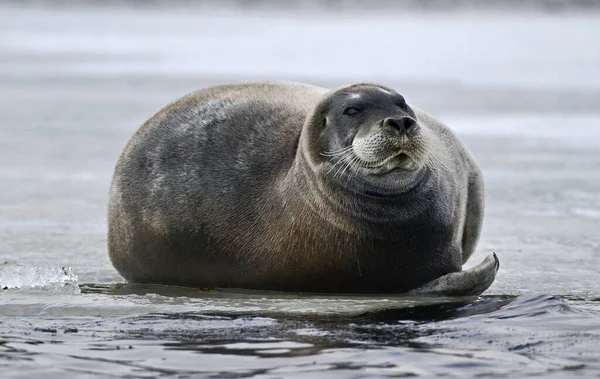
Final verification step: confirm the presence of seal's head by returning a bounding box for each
[302,83,437,194]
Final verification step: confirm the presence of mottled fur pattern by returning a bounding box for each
[107,81,487,293]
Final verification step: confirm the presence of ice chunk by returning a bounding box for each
[0,265,80,293]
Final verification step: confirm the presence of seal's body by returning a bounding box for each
[108,81,495,294]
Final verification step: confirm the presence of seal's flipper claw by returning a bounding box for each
[409,253,499,297]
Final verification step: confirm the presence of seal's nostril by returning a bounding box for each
[403,118,416,131]
[383,117,416,133]
[383,117,402,131]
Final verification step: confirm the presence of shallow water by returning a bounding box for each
[1,3,600,378]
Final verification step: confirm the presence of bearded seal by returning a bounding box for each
[107,81,498,295]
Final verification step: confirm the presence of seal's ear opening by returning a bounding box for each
[316,96,334,130]
[298,98,333,164]
[305,98,329,132]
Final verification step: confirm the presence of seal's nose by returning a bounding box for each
[383,117,417,134]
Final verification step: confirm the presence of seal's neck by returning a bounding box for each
[286,140,436,229]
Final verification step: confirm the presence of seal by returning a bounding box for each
[108,81,498,295]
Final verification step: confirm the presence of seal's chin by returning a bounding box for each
[322,144,429,197]
[350,155,430,198]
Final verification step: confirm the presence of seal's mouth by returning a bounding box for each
[354,150,419,174]
[347,120,426,174]
[320,123,428,177]
[320,144,423,177]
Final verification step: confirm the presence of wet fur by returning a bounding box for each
[108,81,484,293]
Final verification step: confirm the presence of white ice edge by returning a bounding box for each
[0,265,80,293]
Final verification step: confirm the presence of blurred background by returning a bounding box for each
[1,0,599,291]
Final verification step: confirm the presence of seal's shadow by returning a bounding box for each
[352,296,515,323]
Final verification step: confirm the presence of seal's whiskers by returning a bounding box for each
[335,152,356,178]
[419,144,453,173]
[327,150,354,176]
[320,146,353,156]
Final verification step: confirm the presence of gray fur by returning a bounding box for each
[107,81,491,294]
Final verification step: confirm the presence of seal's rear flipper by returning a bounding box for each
[409,253,499,297]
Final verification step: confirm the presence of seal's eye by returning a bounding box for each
[343,107,361,116]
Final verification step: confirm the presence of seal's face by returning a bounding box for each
[319,85,427,179]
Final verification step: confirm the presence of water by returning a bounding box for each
[1,3,600,378]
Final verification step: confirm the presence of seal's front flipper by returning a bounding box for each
[410,253,499,297]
